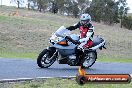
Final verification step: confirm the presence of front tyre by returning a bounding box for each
[37,49,56,68]
[83,52,97,68]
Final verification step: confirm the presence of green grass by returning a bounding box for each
[0,78,132,88]
[0,15,8,21]
[97,57,132,63]
[0,51,37,59]
[128,13,132,17]
[0,15,60,27]
[0,51,132,63]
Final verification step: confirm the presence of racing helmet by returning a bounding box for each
[80,13,91,27]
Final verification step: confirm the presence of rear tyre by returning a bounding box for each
[83,52,97,68]
[37,49,56,68]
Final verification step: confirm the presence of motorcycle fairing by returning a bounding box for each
[52,43,77,56]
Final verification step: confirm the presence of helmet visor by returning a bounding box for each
[81,19,90,25]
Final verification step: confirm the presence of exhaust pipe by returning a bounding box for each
[89,40,106,50]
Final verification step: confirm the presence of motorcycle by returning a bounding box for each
[37,26,106,68]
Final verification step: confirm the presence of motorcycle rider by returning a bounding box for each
[66,13,94,49]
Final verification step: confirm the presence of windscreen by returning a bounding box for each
[55,26,70,37]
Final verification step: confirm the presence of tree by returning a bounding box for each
[87,0,104,22]
[1,0,2,7]
[87,0,119,25]
[11,0,24,8]
[29,0,49,12]
[51,0,65,14]
[37,0,49,12]
[77,0,90,14]
[51,1,58,14]
[64,0,73,15]
[72,1,79,18]
[117,0,129,28]
[102,0,119,25]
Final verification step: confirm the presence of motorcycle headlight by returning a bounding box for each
[50,35,58,42]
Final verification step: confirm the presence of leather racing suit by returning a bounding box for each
[67,22,94,49]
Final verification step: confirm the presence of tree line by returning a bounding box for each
[14,0,132,30]
[122,16,132,30]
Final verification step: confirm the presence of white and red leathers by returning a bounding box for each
[67,22,94,49]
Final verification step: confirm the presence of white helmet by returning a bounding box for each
[80,13,91,27]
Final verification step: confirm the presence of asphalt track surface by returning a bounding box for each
[0,58,132,79]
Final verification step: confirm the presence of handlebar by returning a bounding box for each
[65,36,80,45]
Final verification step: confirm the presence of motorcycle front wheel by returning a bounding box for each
[83,52,97,68]
[37,49,56,68]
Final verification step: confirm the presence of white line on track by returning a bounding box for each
[0,75,132,83]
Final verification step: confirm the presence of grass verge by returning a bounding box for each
[0,51,132,63]
[0,52,37,59]
[0,78,132,88]
[97,57,132,63]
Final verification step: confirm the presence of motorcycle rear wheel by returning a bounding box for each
[83,52,97,68]
[37,49,56,68]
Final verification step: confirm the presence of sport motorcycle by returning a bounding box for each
[37,26,106,68]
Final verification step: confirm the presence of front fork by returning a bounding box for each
[47,47,58,61]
